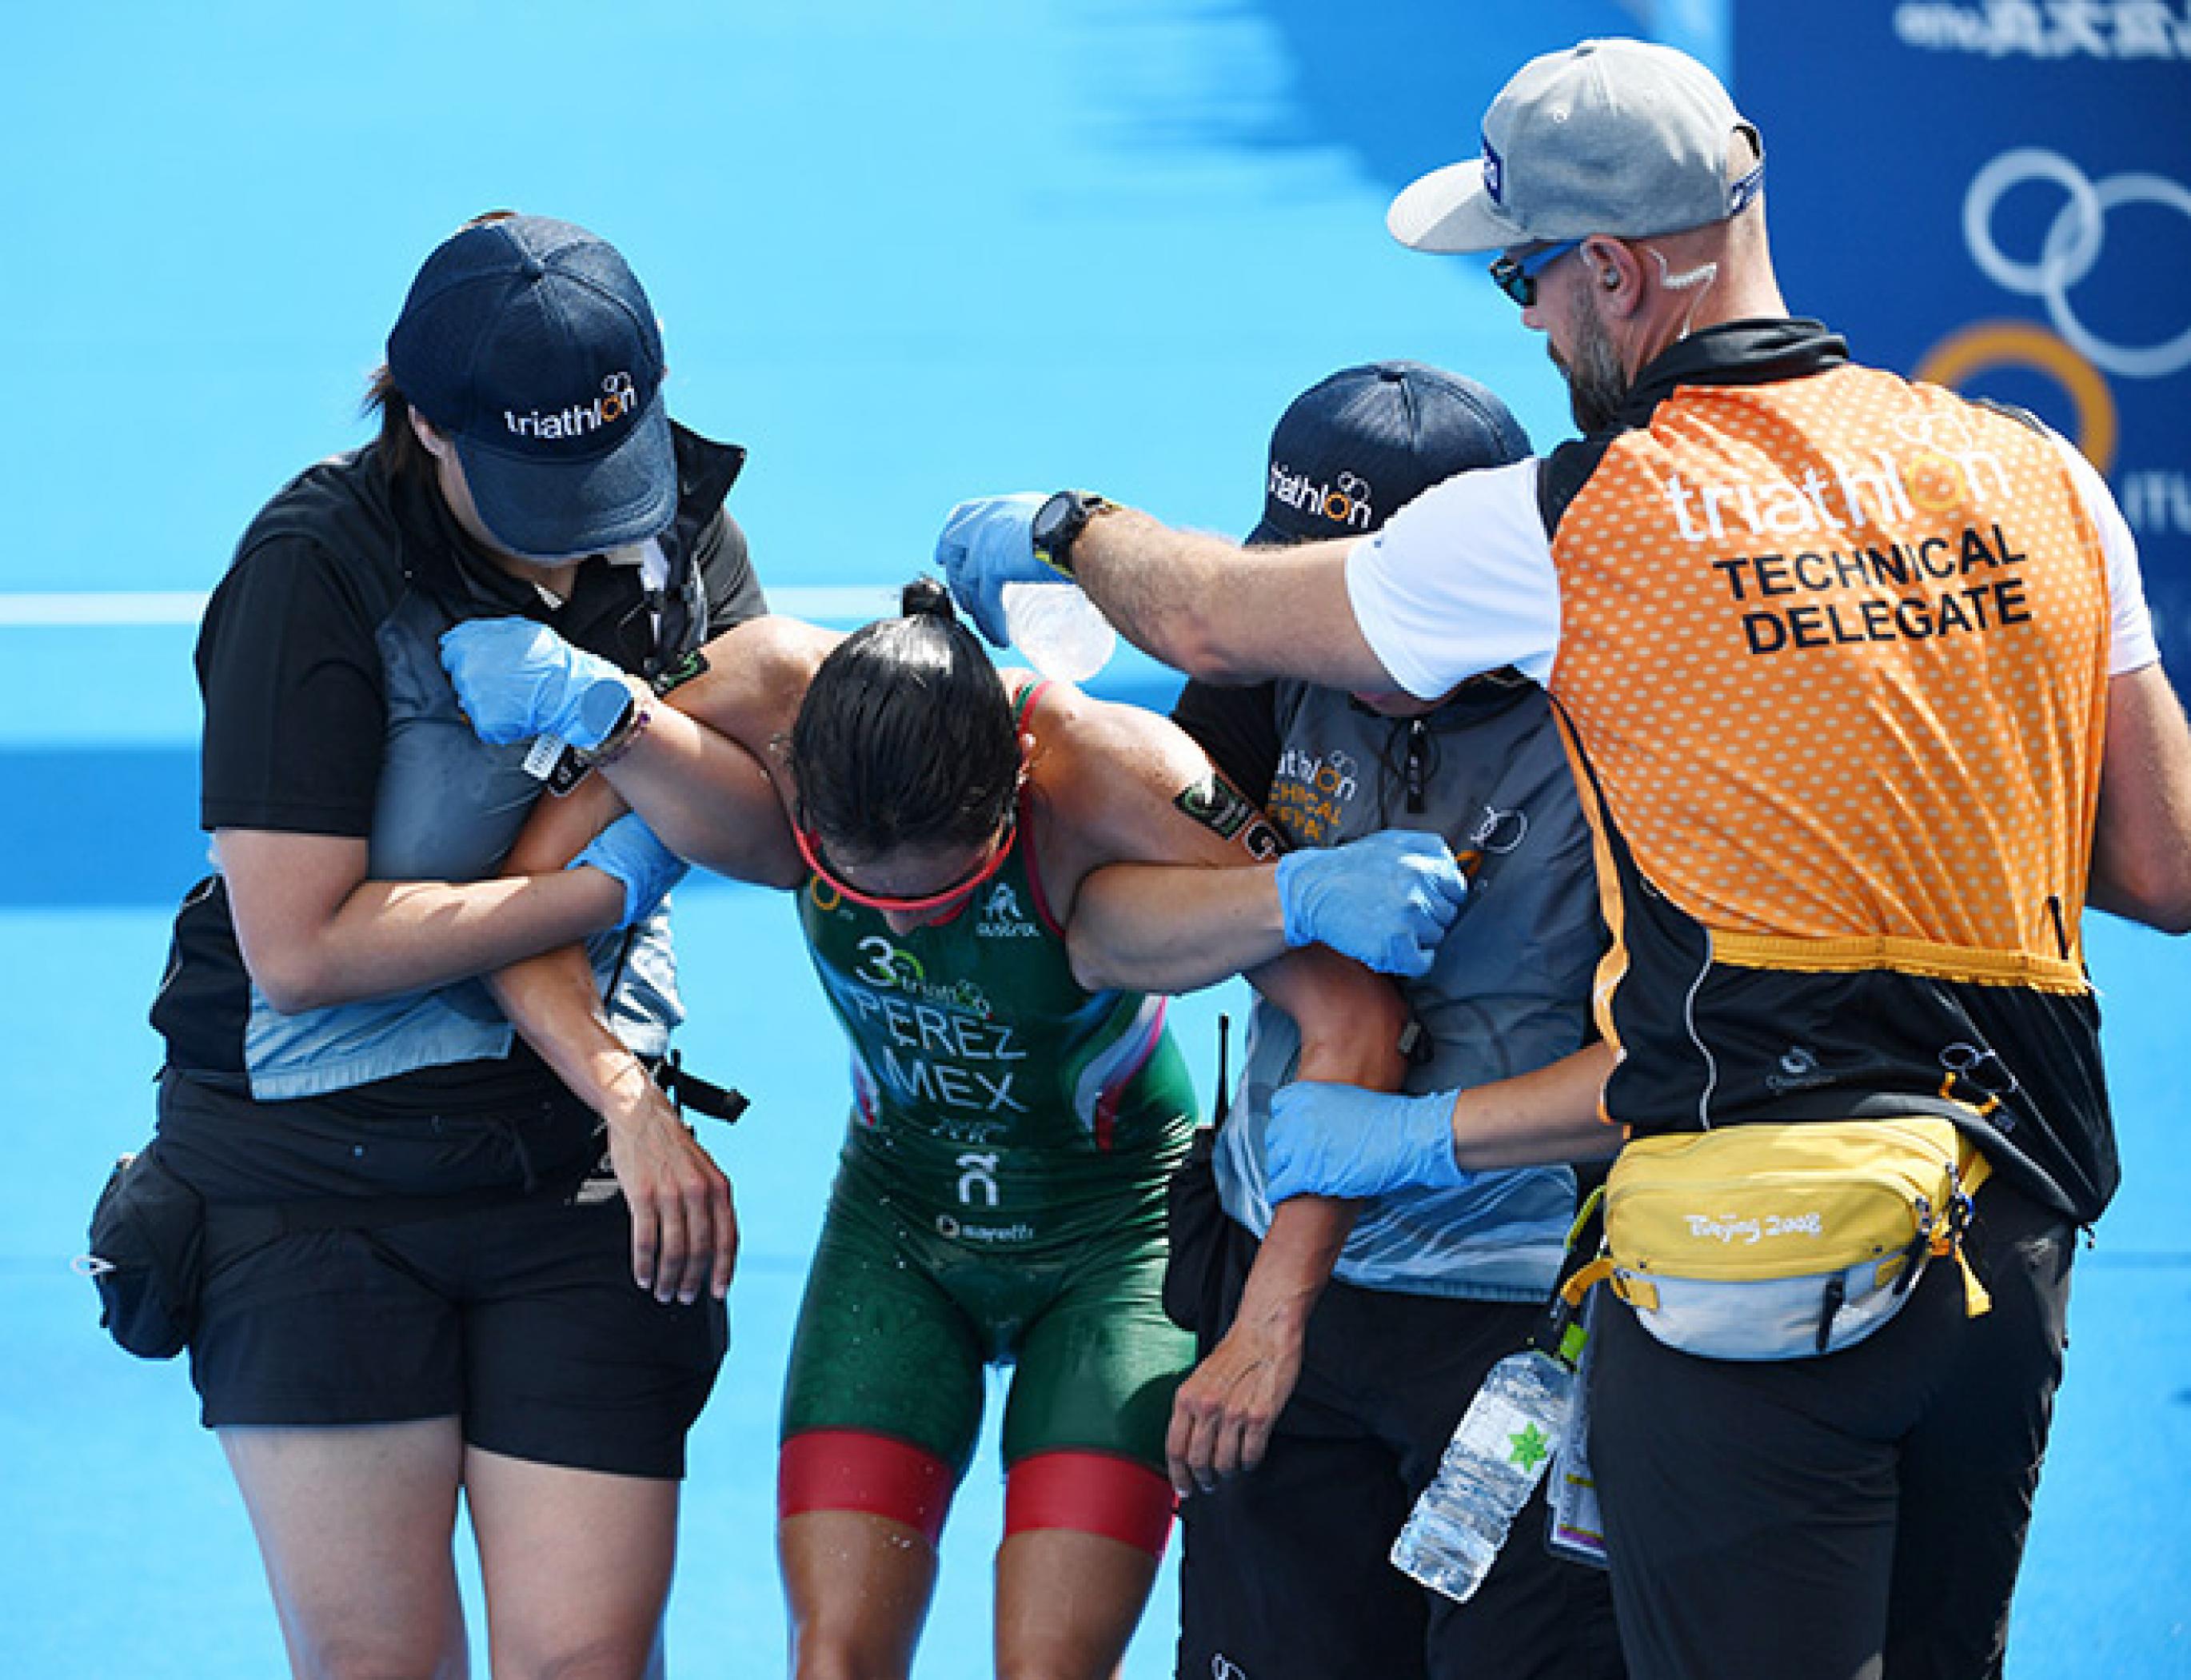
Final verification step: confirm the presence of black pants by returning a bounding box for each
[1171,1204,1626,1680]
[1590,1179,2074,1680]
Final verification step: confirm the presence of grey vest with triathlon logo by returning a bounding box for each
[1216,677,1605,1299]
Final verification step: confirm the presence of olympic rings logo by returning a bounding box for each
[1912,146,2191,469]
[1962,147,2191,380]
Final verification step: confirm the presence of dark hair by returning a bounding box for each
[361,364,435,489]
[788,578,1020,859]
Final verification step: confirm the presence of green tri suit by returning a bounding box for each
[780,788,1198,1478]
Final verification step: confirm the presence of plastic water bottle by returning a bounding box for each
[1000,580,1117,683]
[1391,1347,1576,1602]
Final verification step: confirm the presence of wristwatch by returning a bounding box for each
[1030,490,1115,578]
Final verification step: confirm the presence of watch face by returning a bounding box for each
[1032,491,1079,549]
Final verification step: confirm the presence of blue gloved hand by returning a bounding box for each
[572,812,688,929]
[439,618,634,749]
[1265,1083,1470,1202]
[1273,829,1468,977]
[935,493,1056,646]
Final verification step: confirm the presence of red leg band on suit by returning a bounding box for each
[778,1430,956,1548]
[1004,1451,1177,1558]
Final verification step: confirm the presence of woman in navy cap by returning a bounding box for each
[142,211,768,1677]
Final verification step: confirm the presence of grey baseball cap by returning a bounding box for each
[1388,38,1763,255]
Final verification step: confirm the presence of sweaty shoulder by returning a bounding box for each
[1016,670,1182,763]
[727,613,840,675]
[1016,672,1223,855]
[1344,456,1559,700]
[1013,672,1108,790]
[679,613,842,744]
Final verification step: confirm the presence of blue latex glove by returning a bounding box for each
[1274,829,1468,977]
[935,493,1056,646]
[439,618,633,749]
[1265,1083,1470,1202]
[572,812,688,929]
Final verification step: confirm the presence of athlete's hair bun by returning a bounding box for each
[901,576,958,625]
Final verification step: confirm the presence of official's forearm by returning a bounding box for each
[1447,1042,1622,1170]
[244,870,625,1013]
[1074,513,1391,689]
[1073,510,1251,680]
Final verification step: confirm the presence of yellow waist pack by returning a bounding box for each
[1603,1116,1992,1362]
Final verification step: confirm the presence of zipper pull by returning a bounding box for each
[1814,1273,1848,1353]
[1404,720,1427,815]
[1893,1203,1934,1296]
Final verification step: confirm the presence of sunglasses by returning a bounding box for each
[794,808,1017,915]
[1487,238,1582,307]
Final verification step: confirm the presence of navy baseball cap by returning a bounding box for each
[386,214,676,559]
[1248,361,1532,545]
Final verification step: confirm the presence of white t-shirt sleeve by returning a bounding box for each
[1344,457,1562,699]
[2048,432,2156,676]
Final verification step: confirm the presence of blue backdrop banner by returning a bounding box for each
[1735,3,2191,689]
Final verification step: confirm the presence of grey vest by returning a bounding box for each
[243,581,684,1100]
[1216,677,1604,1299]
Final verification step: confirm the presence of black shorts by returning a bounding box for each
[190,1183,725,1478]
[1170,1189,1626,1680]
[163,1074,726,1481]
[1589,1175,2073,1680]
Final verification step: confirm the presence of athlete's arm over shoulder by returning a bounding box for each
[584,614,840,887]
[664,614,842,753]
[1024,678,1284,922]
[1026,676,1411,1079]
[1060,678,1288,994]
[1030,681,1412,1061]
[1069,859,1285,996]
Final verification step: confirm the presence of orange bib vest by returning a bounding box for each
[1539,322,2115,1220]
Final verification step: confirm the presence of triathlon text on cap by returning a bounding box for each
[505,370,641,444]
[1483,134,1506,206]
